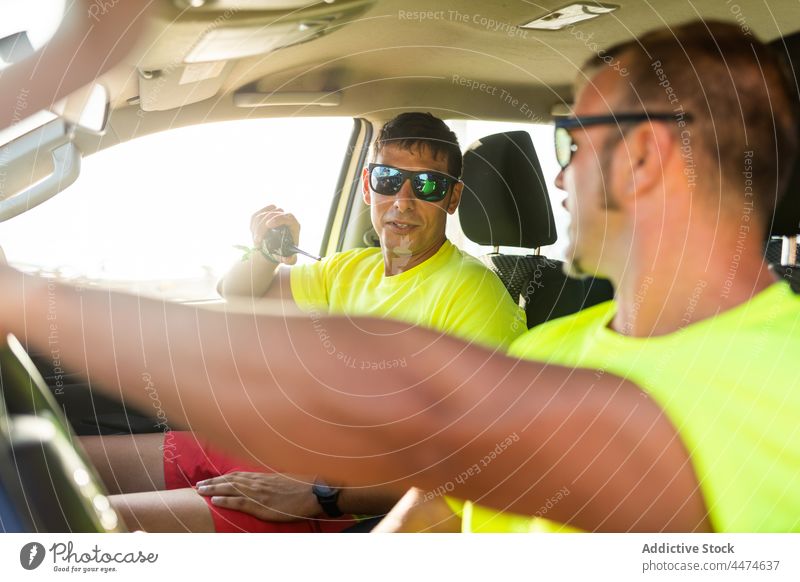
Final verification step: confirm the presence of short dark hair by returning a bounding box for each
[584,21,798,226]
[372,112,462,178]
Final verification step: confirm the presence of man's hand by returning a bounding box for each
[250,205,301,265]
[195,472,321,522]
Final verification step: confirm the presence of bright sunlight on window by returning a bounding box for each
[0,118,353,301]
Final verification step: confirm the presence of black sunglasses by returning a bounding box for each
[554,112,693,169]
[368,163,458,202]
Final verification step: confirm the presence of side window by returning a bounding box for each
[0,117,353,301]
[446,120,568,261]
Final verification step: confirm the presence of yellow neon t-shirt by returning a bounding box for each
[444,497,579,533]
[454,281,800,532]
[290,239,526,349]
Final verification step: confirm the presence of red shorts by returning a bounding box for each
[162,431,356,533]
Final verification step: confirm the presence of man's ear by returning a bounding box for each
[362,167,372,205]
[446,181,463,214]
[619,121,676,203]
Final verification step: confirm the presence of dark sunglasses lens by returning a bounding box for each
[370,166,404,194]
[554,127,573,169]
[412,173,449,201]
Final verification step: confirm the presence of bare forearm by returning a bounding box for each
[336,485,401,516]
[3,269,708,531]
[218,253,278,298]
[5,270,476,483]
[7,271,527,498]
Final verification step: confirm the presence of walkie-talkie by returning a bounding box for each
[262,225,321,262]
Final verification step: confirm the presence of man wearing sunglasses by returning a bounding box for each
[2,20,798,534]
[74,112,525,533]
[218,114,524,354]
[377,20,800,533]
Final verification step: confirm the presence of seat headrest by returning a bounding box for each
[770,31,800,237]
[459,131,557,248]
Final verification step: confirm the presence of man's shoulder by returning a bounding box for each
[438,243,503,281]
[292,246,382,289]
[727,280,800,336]
[435,247,524,310]
[509,299,614,356]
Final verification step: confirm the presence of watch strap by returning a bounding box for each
[312,481,343,517]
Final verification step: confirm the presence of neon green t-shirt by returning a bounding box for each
[453,281,800,532]
[290,239,526,349]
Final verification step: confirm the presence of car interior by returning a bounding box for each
[0,0,798,532]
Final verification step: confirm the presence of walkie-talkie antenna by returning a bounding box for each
[262,225,321,262]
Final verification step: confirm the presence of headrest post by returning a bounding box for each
[534,247,541,256]
[492,245,500,254]
[781,235,798,265]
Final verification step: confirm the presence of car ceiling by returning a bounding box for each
[89,0,800,139]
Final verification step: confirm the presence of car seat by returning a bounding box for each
[769,32,800,292]
[459,131,614,328]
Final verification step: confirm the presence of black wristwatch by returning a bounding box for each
[312,479,343,517]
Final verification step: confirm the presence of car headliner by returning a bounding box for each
[91,0,799,138]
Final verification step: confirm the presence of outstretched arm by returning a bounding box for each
[2,268,709,532]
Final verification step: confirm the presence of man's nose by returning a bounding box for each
[393,179,416,212]
[554,167,565,191]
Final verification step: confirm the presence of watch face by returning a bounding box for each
[314,483,336,497]
[313,483,338,497]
